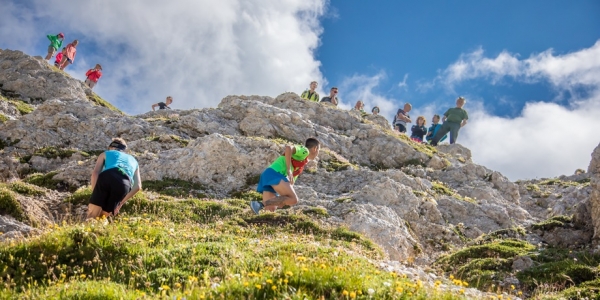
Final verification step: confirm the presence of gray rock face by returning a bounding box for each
[588,143,600,243]
[1,50,598,265]
[0,49,87,101]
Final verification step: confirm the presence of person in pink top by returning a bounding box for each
[59,40,78,70]
[85,64,103,89]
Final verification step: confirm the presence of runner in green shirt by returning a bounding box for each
[250,138,321,214]
[431,97,469,145]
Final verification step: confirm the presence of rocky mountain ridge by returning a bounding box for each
[1,48,599,298]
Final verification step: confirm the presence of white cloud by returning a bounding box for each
[437,41,600,180]
[398,73,409,88]
[337,71,398,123]
[6,0,327,114]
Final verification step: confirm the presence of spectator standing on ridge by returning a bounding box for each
[394,103,412,133]
[44,32,64,61]
[87,138,142,219]
[85,64,103,89]
[372,106,380,115]
[431,97,469,146]
[352,100,365,112]
[410,116,427,143]
[320,87,339,106]
[53,48,64,67]
[426,114,447,144]
[59,40,78,70]
[300,81,320,102]
[152,96,173,111]
[250,138,321,214]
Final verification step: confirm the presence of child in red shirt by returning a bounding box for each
[85,64,103,89]
[54,50,64,67]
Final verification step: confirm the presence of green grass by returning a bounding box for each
[0,113,8,123]
[146,134,190,147]
[65,186,93,206]
[303,207,329,217]
[319,150,358,172]
[0,194,468,299]
[531,215,573,231]
[4,181,46,197]
[23,171,61,190]
[86,92,123,114]
[0,186,27,222]
[142,178,207,198]
[230,190,262,201]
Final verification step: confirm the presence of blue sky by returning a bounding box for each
[2,0,600,180]
[318,0,600,117]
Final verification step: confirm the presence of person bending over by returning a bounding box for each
[152,96,173,111]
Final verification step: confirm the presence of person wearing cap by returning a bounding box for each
[430,97,469,146]
[44,32,65,61]
[85,64,103,89]
[250,138,320,214]
[59,39,78,70]
[320,87,339,106]
[300,81,320,102]
[86,138,142,219]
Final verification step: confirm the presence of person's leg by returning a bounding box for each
[262,191,277,212]
[449,122,461,144]
[59,56,68,70]
[86,204,103,219]
[431,123,451,146]
[45,46,55,60]
[263,180,298,209]
[88,174,109,220]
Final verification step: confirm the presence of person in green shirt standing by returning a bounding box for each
[431,97,469,146]
[250,138,321,214]
[44,33,65,61]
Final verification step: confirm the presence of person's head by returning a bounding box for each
[305,138,321,159]
[456,96,466,108]
[372,106,380,115]
[354,100,364,110]
[403,103,412,112]
[432,114,441,124]
[330,87,338,97]
[72,40,79,46]
[166,96,173,105]
[416,116,426,126]
[57,33,64,40]
[108,138,127,151]
[95,64,102,70]
[309,81,318,90]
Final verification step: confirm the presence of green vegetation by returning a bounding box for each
[432,181,454,196]
[0,139,6,150]
[319,150,358,172]
[230,190,262,202]
[0,185,26,222]
[4,181,46,197]
[437,234,600,298]
[146,134,190,147]
[531,215,573,231]
[0,96,35,115]
[0,113,8,123]
[393,131,437,158]
[142,178,207,198]
[526,184,541,192]
[538,178,586,188]
[24,171,61,190]
[86,92,123,114]
[303,207,329,217]
[65,186,93,206]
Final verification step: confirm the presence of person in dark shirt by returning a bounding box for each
[320,87,339,106]
[152,96,173,111]
[410,116,427,143]
[394,103,412,133]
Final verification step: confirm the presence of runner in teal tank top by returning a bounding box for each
[251,138,321,214]
[87,138,143,219]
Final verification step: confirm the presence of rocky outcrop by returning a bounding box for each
[588,143,600,243]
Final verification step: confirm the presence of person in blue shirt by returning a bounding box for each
[86,138,142,219]
[426,114,447,144]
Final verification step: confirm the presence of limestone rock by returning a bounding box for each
[588,143,600,242]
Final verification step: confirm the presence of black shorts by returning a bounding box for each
[395,124,407,133]
[89,168,131,213]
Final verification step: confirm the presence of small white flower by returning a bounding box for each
[383,282,391,287]
[368,288,375,295]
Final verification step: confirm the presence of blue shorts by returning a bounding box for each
[67,58,73,63]
[256,168,288,194]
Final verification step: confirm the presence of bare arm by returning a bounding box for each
[284,145,294,184]
[461,119,468,127]
[151,103,157,111]
[332,97,338,106]
[90,153,105,189]
[114,167,142,215]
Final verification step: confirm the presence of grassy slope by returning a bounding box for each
[0,191,468,299]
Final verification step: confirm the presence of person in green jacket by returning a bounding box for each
[44,33,65,61]
[431,97,469,146]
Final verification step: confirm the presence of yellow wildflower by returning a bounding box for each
[255,284,262,290]
[161,285,170,290]
[243,282,249,287]
[285,271,294,277]
[271,285,277,291]
[80,274,86,279]
[510,285,515,290]
[342,290,349,296]
[349,291,356,299]
[266,279,273,284]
